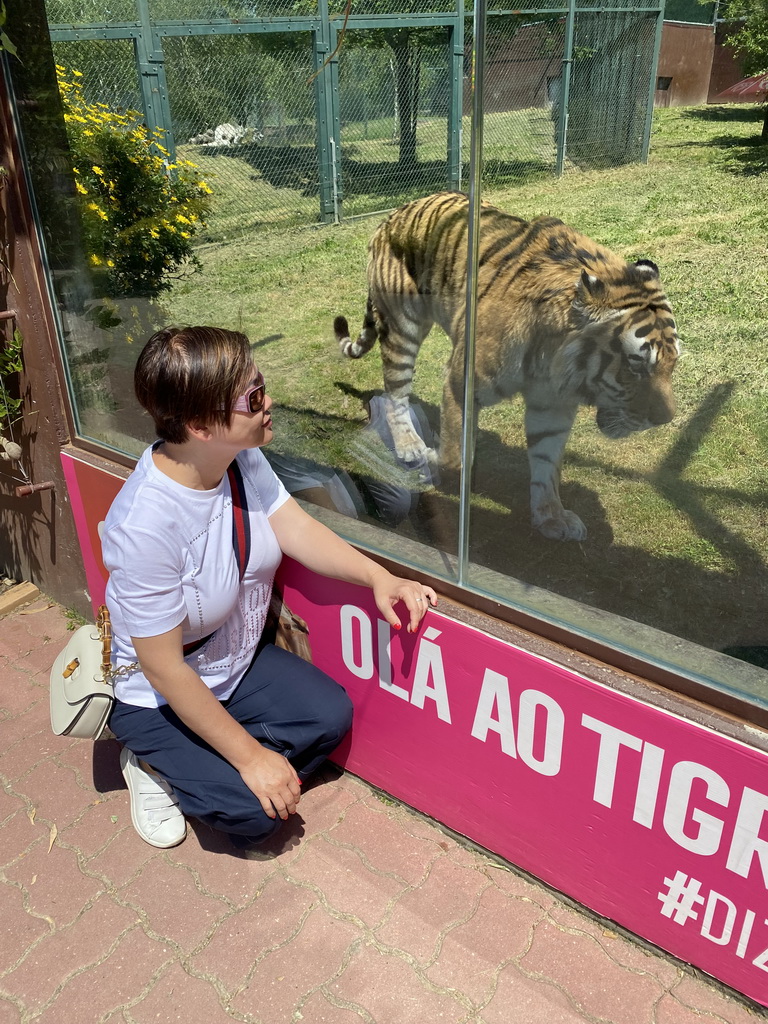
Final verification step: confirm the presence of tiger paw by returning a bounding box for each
[394,432,431,464]
[534,510,587,542]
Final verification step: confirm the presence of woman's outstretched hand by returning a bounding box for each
[239,747,302,820]
[370,569,438,634]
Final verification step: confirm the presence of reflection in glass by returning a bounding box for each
[9,0,767,701]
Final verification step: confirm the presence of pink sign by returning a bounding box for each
[59,450,768,1006]
[61,452,124,613]
[278,558,768,1008]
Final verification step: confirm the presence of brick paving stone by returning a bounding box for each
[0,810,43,870]
[15,602,70,643]
[0,1000,21,1024]
[483,863,560,910]
[655,992,725,1024]
[4,839,105,928]
[54,737,106,787]
[0,881,52,973]
[14,638,64,678]
[57,795,128,859]
[375,855,489,964]
[168,824,281,907]
[191,873,317,992]
[13,691,59,734]
[0,617,34,659]
[294,775,362,844]
[128,962,238,1024]
[286,835,407,928]
[0,722,55,783]
[2,894,139,1012]
[87,827,163,890]
[359,791,446,849]
[231,905,358,1022]
[120,858,230,953]
[546,903,682,989]
[330,942,466,1024]
[521,918,665,1024]
[424,881,548,1005]
[483,962,594,1024]
[325,799,443,885]
[296,989,368,1024]
[11,760,95,831]
[672,976,765,1023]
[34,925,175,1024]
[0,664,47,717]
[0,789,26,823]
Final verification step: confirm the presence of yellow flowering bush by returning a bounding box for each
[57,65,213,297]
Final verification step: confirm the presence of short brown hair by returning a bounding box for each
[134,326,252,444]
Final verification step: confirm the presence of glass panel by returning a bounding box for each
[9,0,768,710]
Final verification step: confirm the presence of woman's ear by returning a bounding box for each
[186,420,213,441]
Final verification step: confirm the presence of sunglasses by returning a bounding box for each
[231,372,266,414]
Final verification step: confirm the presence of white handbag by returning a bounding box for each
[49,605,117,740]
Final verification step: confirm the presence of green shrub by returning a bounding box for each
[57,65,213,298]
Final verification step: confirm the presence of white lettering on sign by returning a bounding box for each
[411,627,451,723]
[581,716,642,807]
[657,871,768,975]
[471,669,517,757]
[633,742,665,828]
[725,788,768,887]
[701,889,737,945]
[517,690,564,777]
[377,617,408,701]
[339,610,451,721]
[337,603,768,899]
[662,761,729,856]
[340,604,373,679]
[471,672,564,776]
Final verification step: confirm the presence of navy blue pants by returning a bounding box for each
[109,643,353,843]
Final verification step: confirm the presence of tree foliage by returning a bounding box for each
[57,65,213,297]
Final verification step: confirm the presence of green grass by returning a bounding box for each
[159,103,768,657]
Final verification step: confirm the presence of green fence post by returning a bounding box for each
[447,1,464,191]
[556,0,577,176]
[135,0,175,159]
[314,0,341,223]
[641,1,666,162]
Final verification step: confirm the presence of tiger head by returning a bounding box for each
[561,259,680,439]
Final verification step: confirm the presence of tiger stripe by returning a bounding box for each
[335,191,679,541]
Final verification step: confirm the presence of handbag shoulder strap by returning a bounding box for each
[181,460,251,658]
[227,458,251,583]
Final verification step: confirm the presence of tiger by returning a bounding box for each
[334,191,679,541]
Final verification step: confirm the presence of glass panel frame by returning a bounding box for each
[6,0,767,724]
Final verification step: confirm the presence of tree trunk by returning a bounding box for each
[762,104,768,142]
[397,42,419,167]
[386,30,420,169]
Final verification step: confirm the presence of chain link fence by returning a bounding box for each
[47,0,663,239]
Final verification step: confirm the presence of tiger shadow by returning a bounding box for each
[330,381,615,555]
[321,382,767,654]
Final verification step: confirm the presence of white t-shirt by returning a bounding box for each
[102,443,290,708]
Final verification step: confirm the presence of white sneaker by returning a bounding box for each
[120,748,186,848]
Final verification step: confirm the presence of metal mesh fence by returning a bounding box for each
[567,11,657,169]
[45,0,139,22]
[337,32,456,217]
[471,15,563,188]
[51,38,141,114]
[46,0,663,237]
[164,34,320,238]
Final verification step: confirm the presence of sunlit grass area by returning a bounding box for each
[154,104,768,655]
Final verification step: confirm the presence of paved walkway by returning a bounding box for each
[1,596,765,1024]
